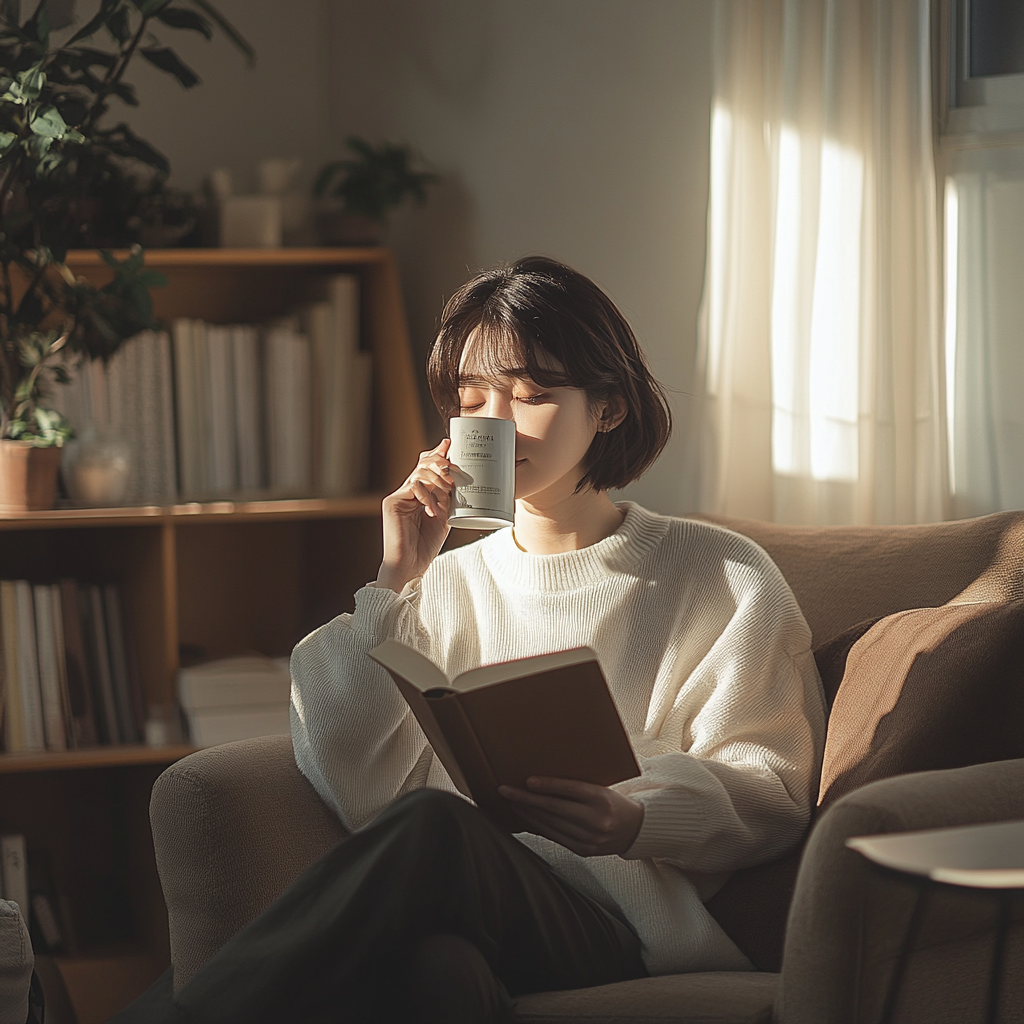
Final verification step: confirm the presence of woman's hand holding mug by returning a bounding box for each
[376,439,454,593]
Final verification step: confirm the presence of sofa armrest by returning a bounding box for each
[777,758,1024,1024]
[150,734,347,990]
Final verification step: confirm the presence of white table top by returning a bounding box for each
[847,819,1024,889]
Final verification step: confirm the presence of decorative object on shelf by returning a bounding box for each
[60,428,131,507]
[0,438,61,511]
[312,137,438,246]
[0,0,254,510]
[215,158,308,248]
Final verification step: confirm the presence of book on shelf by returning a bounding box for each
[263,317,312,495]
[1,580,23,753]
[231,324,263,492]
[33,584,67,752]
[173,318,205,500]
[178,655,292,747]
[302,274,372,497]
[0,833,28,923]
[103,584,142,744]
[58,578,98,748]
[13,581,45,753]
[81,584,120,746]
[367,642,640,832]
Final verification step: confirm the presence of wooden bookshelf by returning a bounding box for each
[0,248,428,1023]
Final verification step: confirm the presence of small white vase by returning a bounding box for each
[62,434,132,507]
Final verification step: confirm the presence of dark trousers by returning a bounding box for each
[171,789,647,1024]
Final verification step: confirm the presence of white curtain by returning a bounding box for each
[943,143,1024,518]
[696,0,947,525]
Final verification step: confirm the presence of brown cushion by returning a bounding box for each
[819,598,1024,809]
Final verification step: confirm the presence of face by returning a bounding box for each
[456,332,606,506]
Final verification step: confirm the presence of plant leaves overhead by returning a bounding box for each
[155,6,211,39]
[139,45,199,87]
[187,0,254,65]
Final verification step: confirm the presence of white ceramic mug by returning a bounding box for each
[447,417,516,530]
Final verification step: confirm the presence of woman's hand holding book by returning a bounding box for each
[499,776,645,858]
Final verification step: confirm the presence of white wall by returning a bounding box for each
[117,0,714,514]
[326,0,714,514]
[107,0,331,196]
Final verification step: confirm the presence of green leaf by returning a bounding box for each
[106,3,131,44]
[98,121,170,174]
[22,0,49,46]
[25,130,52,154]
[132,0,170,14]
[29,103,67,137]
[0,130,16,152]
[111,80,139,105]
[185,0,254,65]
[14,63,45,102]
[65,46,119,71]
[155,4,209,36]
[140,46,200,87]
[66,0,122,45]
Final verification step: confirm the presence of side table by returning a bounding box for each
[848,818,1024,1024]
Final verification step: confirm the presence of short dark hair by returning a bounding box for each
[427,256,672,494]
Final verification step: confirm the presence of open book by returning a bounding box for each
[368,641,640,832]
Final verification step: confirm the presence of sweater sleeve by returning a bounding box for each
[616,542,826,873]
[290,581,459,832]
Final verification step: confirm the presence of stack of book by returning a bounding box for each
[178,655,292,747]
[0,579,143,753]
[50,272,371,504]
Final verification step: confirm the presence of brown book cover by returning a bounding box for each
[368,642,640,832]
[58,579,98,748]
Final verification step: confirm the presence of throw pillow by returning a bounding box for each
[819,598,1024,809]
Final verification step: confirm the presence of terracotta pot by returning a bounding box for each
[313,206,384,246]
[0,441,63,513]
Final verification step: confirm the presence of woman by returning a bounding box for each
[173,256,825,1024]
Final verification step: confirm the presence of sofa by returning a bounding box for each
[150,511,1024,1023]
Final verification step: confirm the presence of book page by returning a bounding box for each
[451,646,598,692]
[368,640,450,693]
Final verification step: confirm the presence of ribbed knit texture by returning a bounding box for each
[291,502,825,975]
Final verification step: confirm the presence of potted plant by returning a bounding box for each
[312,137,438,246]
[0,0,252,510]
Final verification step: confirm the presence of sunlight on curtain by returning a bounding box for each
[943,144,1024,516]
[697,0,946,524]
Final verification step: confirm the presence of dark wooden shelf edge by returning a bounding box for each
[0,744,198,773]
[0,494,384,531]
[64,247,391,267]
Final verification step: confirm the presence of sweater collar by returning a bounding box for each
[481,501,669,591]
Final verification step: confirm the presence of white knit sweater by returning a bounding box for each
[290,502,825,975]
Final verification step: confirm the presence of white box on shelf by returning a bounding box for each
[220,196,282,248]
